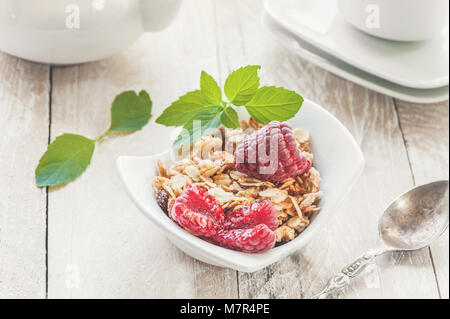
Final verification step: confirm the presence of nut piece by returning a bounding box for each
[300,191,323,209]
[293,128,311,154]
[286,216,310,233]
[213,174,232,186]
[303,168,321,193]
[275,226,296,242]
[171,174,191,190]
[259,188,288,204]
[184,165,201,181]
[248,117,263,130]
[168,198,176,214]
[157,160,168,178]
[208,187,235,206]
[293,128,310,144]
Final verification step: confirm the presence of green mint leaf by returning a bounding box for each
[224,65,261,106]
[109,90,152,132]
[220,107,240,129]
[245,86,304,124]
[173,106,223,148]
[200,71,222,105]
[156,90,209,127]
[35,134,95,187]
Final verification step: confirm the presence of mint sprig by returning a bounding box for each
[35,134,96,187]
[246,86,304,124]
[155,90,206,127]
[35,90,152,187]
[200,71,222,105]
[173,106,223,148]
[156,65,303,147]
[220,106,240,129]
[224,65,261,106]
[109,90,152,132]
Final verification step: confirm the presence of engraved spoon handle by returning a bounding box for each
[311,246,388,299]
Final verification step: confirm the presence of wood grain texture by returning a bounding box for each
[221,0,442,299]
[1,0,447,299]
[0,54,49,298]
[47,0,237,298]
[396,100,449,298]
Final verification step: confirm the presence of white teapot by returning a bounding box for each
[0,0,182,64]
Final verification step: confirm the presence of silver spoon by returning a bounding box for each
[312,180,449,299]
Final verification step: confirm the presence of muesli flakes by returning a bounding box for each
[152,119,322,244]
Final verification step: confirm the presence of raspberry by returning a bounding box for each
[235,121,311,182]
[223,200,278,231]
[213,224,276,253]
[171,185,224,237]
[170,186,277,253]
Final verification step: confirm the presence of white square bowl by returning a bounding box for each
[116,99,364,272]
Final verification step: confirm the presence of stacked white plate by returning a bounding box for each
[263,0,449,104]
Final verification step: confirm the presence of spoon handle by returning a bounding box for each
[311,246,387,299]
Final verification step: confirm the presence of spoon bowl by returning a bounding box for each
[379,181,449,251]
[313,180,449,298]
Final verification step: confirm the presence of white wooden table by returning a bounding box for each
[0,0,448,299]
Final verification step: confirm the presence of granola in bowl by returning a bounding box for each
[152,119,322,252]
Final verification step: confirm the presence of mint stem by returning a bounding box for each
[95,130,113,143]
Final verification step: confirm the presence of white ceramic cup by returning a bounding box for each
[337,0,449,42]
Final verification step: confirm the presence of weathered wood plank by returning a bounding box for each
[47,0,237,298]
[223,0,441,298]
[396,100,449,298]
[38,0,446,299]
[0,54,49,298]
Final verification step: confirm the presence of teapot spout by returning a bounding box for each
[140,0,182,32]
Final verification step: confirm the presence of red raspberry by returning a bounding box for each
[223,200,278,231]
[213,224,276,253]
[170,186,277,254]
[235,121,311,182]
[171,185,224,237]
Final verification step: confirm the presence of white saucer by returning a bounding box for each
[264,0,449,89]
[263,13,449,104]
